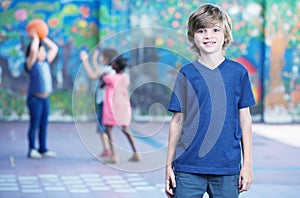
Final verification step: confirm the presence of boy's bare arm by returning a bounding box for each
[165,112,184,197]
[238,107,253,192]
[43,37,58,64]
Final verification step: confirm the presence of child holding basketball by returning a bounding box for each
[25,29,58,158]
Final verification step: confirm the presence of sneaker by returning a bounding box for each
[28,149,42,159]
[42,150,57,158]
[129,153,140,162]
[104,155,119,164]
[99,149,111,157]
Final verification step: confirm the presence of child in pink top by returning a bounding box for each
[102,55,140,163]
[80,48,118,158]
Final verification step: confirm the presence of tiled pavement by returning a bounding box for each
[0,173,165,198]
[0,121,300,198]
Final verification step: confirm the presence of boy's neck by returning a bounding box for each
[198,55,225,70]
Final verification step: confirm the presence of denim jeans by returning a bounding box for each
[96,102,106,133]
[27,95,50,153]
[173,171,239,198]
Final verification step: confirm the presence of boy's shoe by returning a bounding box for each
[129,153,141,162]
[28,149,42,159]
[42,150,57,157]
[99,149,111,157]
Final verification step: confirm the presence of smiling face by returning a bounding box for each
[187,4,232,56]
[193,23,224,56]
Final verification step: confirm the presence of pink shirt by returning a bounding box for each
[102,73,131,126]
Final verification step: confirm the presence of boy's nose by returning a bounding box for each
[204,30,213,37]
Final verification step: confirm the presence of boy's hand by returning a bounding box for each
[165,166,176,198]
[239,164,253,192]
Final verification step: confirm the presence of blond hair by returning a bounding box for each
[187,4,233,55]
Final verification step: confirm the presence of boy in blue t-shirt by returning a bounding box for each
[165,4,256,198]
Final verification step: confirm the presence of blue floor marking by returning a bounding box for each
[131,128,165,149]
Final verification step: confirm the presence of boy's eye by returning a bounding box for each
[213,28,220,32]
[196,28,220,34]
[196,29,205,34]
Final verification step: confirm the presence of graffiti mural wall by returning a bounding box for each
[0,0,299,123]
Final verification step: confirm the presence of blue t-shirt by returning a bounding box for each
[168,58,256,175]
[27,60,53,96]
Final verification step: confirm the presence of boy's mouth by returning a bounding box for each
[203,41,216,45]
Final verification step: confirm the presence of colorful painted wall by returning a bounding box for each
[0,0,299,123]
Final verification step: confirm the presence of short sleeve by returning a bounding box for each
[168,71,187,113]
[238,71,256,109]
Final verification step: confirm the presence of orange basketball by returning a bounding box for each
[26,19,49,39]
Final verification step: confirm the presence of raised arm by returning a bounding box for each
[165,112,184,198]
[80,50,100,79]
[25,30,40,70]
[43,37,58,64]
[92,49,100,70]
[238,107,253,192]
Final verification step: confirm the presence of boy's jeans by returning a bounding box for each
[173,171,239,198]
[27,95,50,153]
